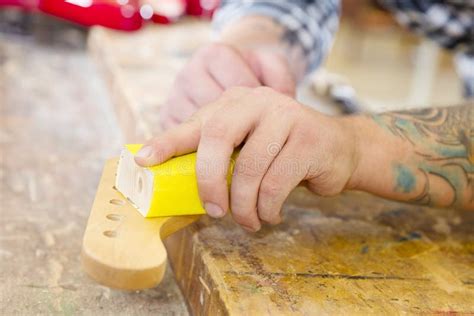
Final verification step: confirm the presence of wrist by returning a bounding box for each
[340,115,379,191]
[218,16,284,51]
[217,16,305,80]
[342,114,415,195]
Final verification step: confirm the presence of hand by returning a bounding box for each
[160,43,296,129]
[137,87,358,231]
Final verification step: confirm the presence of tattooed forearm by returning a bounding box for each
[372,104,473,209]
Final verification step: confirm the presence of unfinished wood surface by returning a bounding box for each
[88,22,474,314]
[167,192,474,314]
[1,27,188,315]
[81,158,199,290]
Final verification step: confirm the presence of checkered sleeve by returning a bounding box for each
[212,0,341,75]
[380,0,474,98]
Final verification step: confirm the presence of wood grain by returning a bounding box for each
[81,158,199,290]
[0,28,188,315]
[88,21,474,314]
[166,191,474,314]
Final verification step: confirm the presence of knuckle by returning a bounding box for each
[277,100,302,116]
[222,86,249,98]
[257,198,282,224]
[251,87,301,113]
[259,177,282,201]
[196,159,220,181]
[232,209,257,228]
[201,119,228,140]
[251,86,274,99]
[231,185,255,212]
[195,165,211,183]
[183,113,200,125]
[197,177,214,194]
[234,157,261,179]
[254,86,273,94]
[230,192,247,210]
[258,210,281,225]
[230,189,260,229]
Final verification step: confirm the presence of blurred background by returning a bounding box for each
[1,0,464,114]
[0,0,464,314]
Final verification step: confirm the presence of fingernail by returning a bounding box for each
[242,224,260,232]
[135,146,152,160]
[204,202,225,218]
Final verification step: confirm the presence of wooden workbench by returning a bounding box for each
[88,20,473,314]
[0,23,188,314]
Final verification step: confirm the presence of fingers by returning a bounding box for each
[257,141,307,225]
[179,64,224,106]
[253,51,296,96]
[159,44,256,130]
[138,83,307,232]
[161,64,224,129]
[195,124,234,219]
[160,91,198,129]
[205,45,261,89]
[135,117,201,167]
[230,115,291,231]
[196,97,260,219]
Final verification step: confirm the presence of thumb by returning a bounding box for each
[245,50,296,97]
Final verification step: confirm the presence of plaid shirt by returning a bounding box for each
[213,0,474,97]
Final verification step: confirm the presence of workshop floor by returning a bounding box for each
[313,22,463,112]
[0,18,188,315]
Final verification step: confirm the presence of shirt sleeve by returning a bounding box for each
[379,0,474,98]
[212,0,341,75]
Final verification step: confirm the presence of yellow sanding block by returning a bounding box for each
[82,146,234,289]
[116,144,206,217]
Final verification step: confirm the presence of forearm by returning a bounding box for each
[217,15,307,81]
[346,104,473,210]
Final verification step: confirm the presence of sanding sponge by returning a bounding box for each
[115,144,206,217]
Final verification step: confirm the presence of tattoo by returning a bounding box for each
[373,104,473,208]
[393,164,416,193]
